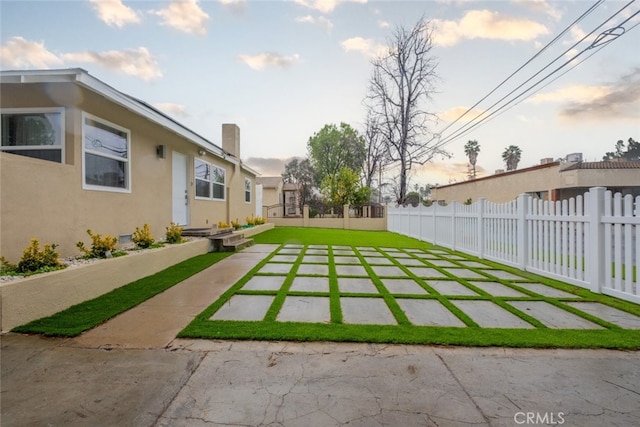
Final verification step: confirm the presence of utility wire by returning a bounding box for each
[434,0,606,137]
[424,0,638,155]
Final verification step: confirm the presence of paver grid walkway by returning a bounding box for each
[210,244,640,329]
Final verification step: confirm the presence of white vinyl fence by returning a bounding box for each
[388,187,640,304]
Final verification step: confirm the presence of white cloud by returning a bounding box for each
[294,0,367,14]
[340,37,386,58]
[0,36,162,81]
[151,0,209,36]
[154,102,189,118]
[378,20,390,29]
[62,47,162,81]
[0,36,63,69]
[295,15,333,33]
[528,85,612,104]
[438,106,486,123]
[514,0,562,21]
[219,0,247,15]
[89,0,141,27]
[433,9,549,47]
[237,52,300,70]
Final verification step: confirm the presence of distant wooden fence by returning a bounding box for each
[388,187,639,304]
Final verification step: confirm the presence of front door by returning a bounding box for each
[172,151,188,225]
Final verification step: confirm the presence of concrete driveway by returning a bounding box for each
[2,244,639,426]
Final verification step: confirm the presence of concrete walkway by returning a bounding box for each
[2,244,640,426]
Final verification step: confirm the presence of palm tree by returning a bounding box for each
[502,145,522,171]
[464,140,480,179]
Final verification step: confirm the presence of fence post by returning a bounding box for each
[433,202,438,246]
[451,202,457,251]
[588,187,605,293]
[303,204,310,227]
[343,205,350,229]
[477,198,485,259]
[517,194,530,270]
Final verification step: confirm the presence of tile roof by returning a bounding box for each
[561,161,640,171]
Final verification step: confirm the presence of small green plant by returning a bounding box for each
[464,198,473,205]
[0,255,18,275]
[76,229,118,258]
[165,222,184,244]
[17,238,64,273]
[133,224,155,249]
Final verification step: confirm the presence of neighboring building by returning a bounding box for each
[431,155,640,204]
[257,176,284,208]
[0,68,258,261]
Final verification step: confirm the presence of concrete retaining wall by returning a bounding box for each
[1,239,211,332]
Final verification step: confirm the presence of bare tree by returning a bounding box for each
[362,112,389,202]
[365,16,447,204]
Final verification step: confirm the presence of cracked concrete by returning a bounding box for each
[3,335,639,426]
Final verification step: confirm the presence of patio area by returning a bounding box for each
[181,239,640,347]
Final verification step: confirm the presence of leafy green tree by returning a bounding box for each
[602,137,639,161]
[405,191,420,207]
[464,140,480,179]
[282,157,316,209]
[502,145,522,171]
[320,167,370,207]
[307,123,366,184]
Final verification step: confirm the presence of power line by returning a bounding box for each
[424,0,639,156]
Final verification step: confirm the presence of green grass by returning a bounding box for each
[180,227,640,349]
[12,251,232,337]
[253,227,432,249]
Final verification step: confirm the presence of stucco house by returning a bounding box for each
[431,156,640,204]
[0,68,258,261]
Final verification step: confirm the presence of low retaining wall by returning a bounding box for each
[1,239,211,332]
[1,223,275,332]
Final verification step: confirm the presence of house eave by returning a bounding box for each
[0,68,236,164]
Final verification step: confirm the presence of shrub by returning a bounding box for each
[246,216,265,226]
[17,238,63,273]
[165,222,184,244]
[76,229,118,258]
[231,219,241,230]
[133,224,155,249]
[217,221,230,229]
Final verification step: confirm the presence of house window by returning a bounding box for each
[0,108,64,163]
[195,159,225,200]
[245,178,251,203]
[83,113,130,191]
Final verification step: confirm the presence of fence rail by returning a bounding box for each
[388,187,639,304]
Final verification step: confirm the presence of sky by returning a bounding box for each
[1,0,639,188]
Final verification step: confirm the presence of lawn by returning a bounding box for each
[180,227,640,349]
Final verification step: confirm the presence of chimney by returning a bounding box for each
[222,124,240,158]
[540,157,554,165]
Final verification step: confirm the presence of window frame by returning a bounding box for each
[194,158,226,201]
[0,107,65,163]
[81,112,131,193]
[244,178,252,203]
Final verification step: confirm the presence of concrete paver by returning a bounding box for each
[338,277,378,293]
[427,280,479,296]
[297,264,329,275]
[341,297,396,324]
[514,282,581,298]
[370,265,407,277]
[289,276,329,292]
[467,280,529,297]
[566,302,640,329]
[335,265,368,276]
[508,301,605,329]
[379,278,428,294]
[259,263,293,274]
[211,294,274,321]
[408,266,448,278]
[397,299,467,326]
[242,275,285,290]
[277,296,330,323]
[452,300,535,328]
